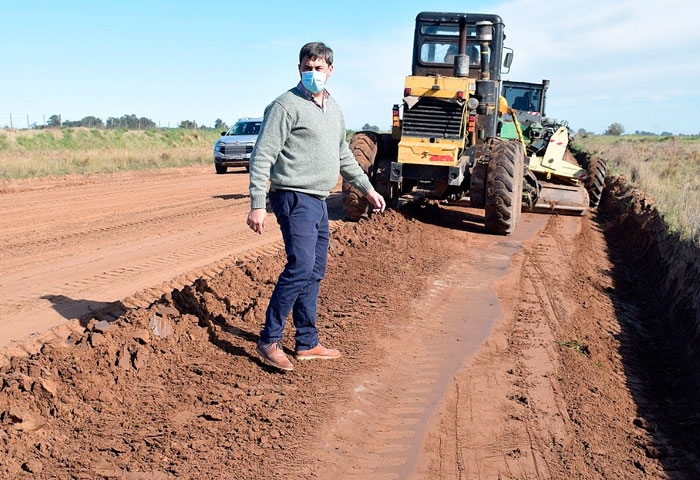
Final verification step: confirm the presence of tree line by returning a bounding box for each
[27,117,689,138]
[603,122,685,137]
[38,114,230,131]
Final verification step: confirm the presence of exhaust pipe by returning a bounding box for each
[476,21,493,80]
[453,19,469,77]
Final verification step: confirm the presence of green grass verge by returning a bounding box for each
[574,134,700,245]
[0,128,222,179]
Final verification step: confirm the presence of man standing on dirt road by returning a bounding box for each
[246,41,386,372]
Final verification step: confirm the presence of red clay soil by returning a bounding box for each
[1,168,700,479]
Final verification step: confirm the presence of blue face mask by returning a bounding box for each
[301,70,327,93]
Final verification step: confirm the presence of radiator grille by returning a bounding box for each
[222,145,253,155]
[402,97,464,138]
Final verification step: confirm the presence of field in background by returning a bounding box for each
[0,127,221,179]
[575,134,700,245]
[2,128,698,246]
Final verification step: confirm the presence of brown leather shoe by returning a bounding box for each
[295,343,341,361]
[256,341,294,371]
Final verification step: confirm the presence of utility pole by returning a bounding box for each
[9,113,12,129]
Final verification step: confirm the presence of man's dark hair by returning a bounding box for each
[299,42,333,66]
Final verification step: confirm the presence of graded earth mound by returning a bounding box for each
[1,171,700,479]
[599,177,700,475]
[0,211,457,478]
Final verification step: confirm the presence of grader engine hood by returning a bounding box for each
[399,75,475,166]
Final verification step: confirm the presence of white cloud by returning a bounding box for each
[496,0,700,133]
[333,33,413,130]
[326,1,700,133]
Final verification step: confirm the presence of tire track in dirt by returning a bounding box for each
[1,196,249,256]
[491,216,577,477]
[0,176,251,262]
[0,196,341,315]
[1,211,257,310]
[410,215,587,479]
[307,213,548,479]
[415,209,672,479]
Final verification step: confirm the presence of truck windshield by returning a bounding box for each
[420,42,482,66]
[419,23,485,66]
[502,85,542,112]
[228,121,261,136]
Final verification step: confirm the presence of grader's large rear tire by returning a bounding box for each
[484,140,524,235]
[343,132,378,220]
[343,132,399,220]
[585,156,607,207]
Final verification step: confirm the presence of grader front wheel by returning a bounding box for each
[484,140,524,235]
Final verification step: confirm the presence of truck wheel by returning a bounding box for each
[215,164,227,174]
[585,157,607,207]
[484,140,524,235]
[343,132,378,220]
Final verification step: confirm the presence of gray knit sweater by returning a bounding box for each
[248,87,373,210]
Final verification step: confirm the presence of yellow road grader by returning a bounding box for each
[343,11,606,234]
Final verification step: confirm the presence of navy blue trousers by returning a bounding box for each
[259,190,329,351]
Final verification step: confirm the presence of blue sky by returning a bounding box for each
[1,0,699,135]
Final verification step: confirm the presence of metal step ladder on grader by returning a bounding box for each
[342,11,607,235]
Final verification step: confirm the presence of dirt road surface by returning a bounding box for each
[0,166,289,359]
[1,166,699,479]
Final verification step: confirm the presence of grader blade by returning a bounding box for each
[528,180,589,216]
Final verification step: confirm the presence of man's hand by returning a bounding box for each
[247,208,267,235]
[365,189,386,214]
